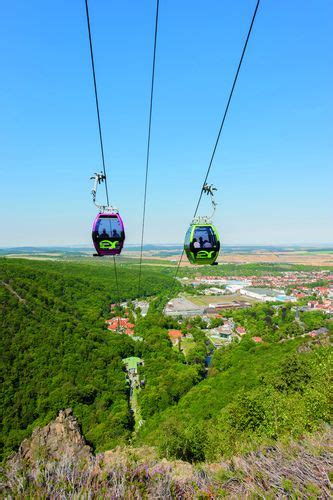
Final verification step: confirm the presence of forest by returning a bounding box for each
[0,258,178,460]
[136,335,331,462]
[178,262,332,277]
[0,257,332,464]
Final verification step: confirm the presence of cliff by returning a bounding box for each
[2,409,332,498]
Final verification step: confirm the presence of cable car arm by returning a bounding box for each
[91,172,118,213]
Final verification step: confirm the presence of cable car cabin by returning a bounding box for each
[92,212,125,256]
[184,223,220,265]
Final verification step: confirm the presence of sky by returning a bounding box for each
[0,0,332,247]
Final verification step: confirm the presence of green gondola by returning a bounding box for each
[184,183,220,265]
[184,222,220,265]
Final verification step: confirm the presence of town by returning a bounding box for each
[105,269,333,352]
[177,269,333,313]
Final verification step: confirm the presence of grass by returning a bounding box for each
[181,337,196,358]
[185,293,259,307]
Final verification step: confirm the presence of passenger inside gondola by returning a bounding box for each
[191,226,216,252]
[96,217,123,241]
[100,228,110,239]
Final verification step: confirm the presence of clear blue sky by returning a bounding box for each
[0,0,332,246]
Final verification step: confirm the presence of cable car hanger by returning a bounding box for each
[192,183,218,224]
[91,172,118,213]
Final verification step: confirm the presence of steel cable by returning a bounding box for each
[85,0,110,206]
[170,0,261,295]
[84,0,122,307]
[137,0,160,297]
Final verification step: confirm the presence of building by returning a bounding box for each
[106,317,135,335]
[194,277,252,287]
[204,301,251,314]
[206,331,232,347]
[240,287,296,303]
[306,300,333,314]
[122,357,144,374]
[204,287,225,295]
[168,329,183,345]
[207,323,234,344]
[307,327,328,337]
[211,325,233,336]
[252,336,263,343]
[133,300,149,316]
[225,282,249,293]
[236,326,246,336]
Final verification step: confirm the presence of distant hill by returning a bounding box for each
[1,244,333,257]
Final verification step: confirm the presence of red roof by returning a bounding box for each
[106,317,134,325]
[168,329,183,339]
[252,336,263,343]
[106,317,135,332]
[108,324,118,331]
[236,326,246,334]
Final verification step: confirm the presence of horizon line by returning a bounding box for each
[1,243,333,250]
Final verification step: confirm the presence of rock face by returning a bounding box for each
[14,408,92,464]
[3,411,332,499]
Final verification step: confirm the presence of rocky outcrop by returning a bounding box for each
[2,411,332,498]
[11,408,92,465]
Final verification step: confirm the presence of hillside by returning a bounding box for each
[1,257,332,495]
[136,334,331,462]
[0,258,179,460]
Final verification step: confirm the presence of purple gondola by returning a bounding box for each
[92,212,125,256]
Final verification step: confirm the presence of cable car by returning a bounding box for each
[184,183,220,265]
[92,212,125,256]
[90,172,125,256]
[184,222,220,265]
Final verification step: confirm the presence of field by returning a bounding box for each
[163,251,333,267]
[1,245,333,268]
[186,293,259,307]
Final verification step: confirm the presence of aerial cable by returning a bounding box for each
[137,0,160,296]
[113,256,122,330]
[84,0,122,310]
[84,0,110,206]
[170,0,261,292]
[192,0,260,219]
